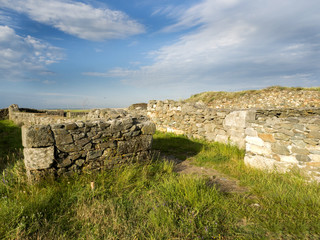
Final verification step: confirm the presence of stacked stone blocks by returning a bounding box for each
[22,117,155,181]
[148,100,320,181]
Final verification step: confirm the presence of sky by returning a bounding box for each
[0,0,319,109]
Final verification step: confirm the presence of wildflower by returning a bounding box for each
[2,177,7,185]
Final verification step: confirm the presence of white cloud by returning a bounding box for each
[0,0,145,41]
[88,0,320,92]
[42,80,56,84]
[0,25,63,80]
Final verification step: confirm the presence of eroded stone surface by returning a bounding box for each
[24,146,54,170]
[22,125,54,148]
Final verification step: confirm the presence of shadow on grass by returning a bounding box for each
[152,132,204,161]
[0,120,23,172]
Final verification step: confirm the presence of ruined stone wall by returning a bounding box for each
[148,100,320,180]
[190,88,320,109]
[22,117,155,181]
[245,115,320,181]
[147,100,254,148]
[9,104,147,126]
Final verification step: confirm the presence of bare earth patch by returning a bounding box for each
[162,154,248,194]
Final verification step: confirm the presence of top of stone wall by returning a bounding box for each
[186,86,320,109]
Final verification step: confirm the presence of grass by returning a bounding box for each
[0,120,23,171]
[1,122,320,239]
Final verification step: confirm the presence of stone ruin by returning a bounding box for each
[8,104,155,182]
[4,93,320,182]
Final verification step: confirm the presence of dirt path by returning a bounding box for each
[162,154,248,194]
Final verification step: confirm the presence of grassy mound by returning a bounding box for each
[187,86,320,104]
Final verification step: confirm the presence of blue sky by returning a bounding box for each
[0,0,319,109]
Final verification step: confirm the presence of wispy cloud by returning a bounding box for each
[0,25,64,81]
[88,0,320,91]
[42,80,56,84]
[0,0,145,41]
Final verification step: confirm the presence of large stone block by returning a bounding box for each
[117,135,153,154]
[245,136,265,147]
[272,144,290,155]
[258,133,276,143]
[309,154,320,162]
[22,125,54,148]
[141,121,156,135]
[224,110,256,128]
[24,146,54,170]
[215,134,228,144]
[244,154,291,172]
[246,143,272,156]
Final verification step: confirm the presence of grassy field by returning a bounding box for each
[1,121,320,239]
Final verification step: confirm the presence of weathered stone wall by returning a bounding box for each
[22,117,156,181]
[148,100,254,148]
[148,100,320,180]
[245,115,320,181]
[189,87,320,109]
[9,104,148,126]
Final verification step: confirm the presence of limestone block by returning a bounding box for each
[87,150,104,160]
[245,127,258,137]
[309,154,320,162]
[279,155,298,163]
[117,135,153,155]
[246,136,265,147]
[24,146,54,170]
[271,144,290,155]
[246,143,271,156]
[56,144,81,153]
[292,140,307,148]
[296,155,311,162]
[274,133,290,141]
[204,123,217,133]
[291,147,309,155]
[65,123,78,130]
[224,110,256,128]
[307,131,320,139]
[307,125,320,131]
[141,121,156,135]
[244,154,292,172]
[258,133,276,143]
[22,125,54,148]
[304,138,318,145]
[306,145,320,155]
[244,155,278,170]
[215,134,228,144]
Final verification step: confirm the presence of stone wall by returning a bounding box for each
[189,87,320,109]
[22,117,155,181]
[148,100,320,180]
[0,108,8,120]
[9,104,147,126]
[245,115,320,180]
[147,100,254,148]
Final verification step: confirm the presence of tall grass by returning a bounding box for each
[1,122,320,239]
[0,120,23,171]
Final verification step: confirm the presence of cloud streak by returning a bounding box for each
[0,0,145,41]
[88,0,320,91]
